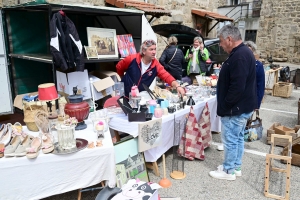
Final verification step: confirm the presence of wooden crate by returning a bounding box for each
[266,123,298,147]
[273,82,293,98]
[282,137,300,166]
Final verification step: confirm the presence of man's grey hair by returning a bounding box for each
[140,39,156,56]
[244,41,257,53]
[193,36,203,43]
[217,24,242,41]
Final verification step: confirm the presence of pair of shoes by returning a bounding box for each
[217,144,224,151]
[0,123,12,146]
[209,165,236,181]
[41,133,54,154]
[14,135,33,157]
[4,136,22,157]
[26,137,41,159]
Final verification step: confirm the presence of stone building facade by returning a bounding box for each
[256,0,300,64]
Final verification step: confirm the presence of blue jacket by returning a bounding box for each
[216,43,257,117]
[116,53,175,97]
[256,60,265,108]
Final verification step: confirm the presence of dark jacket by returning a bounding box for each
[216,43,257,117]
[256,60,265,108]
[50,12,84,71]
[116,53,175,97]
[159,45,184,80]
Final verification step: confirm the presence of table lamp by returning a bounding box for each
[38,83,59,117]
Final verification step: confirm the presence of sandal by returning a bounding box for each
[0,124,7,140]
[4,136,21,157]
[15,135,32,157]
[11,122,27,140]
[41,133,54,154]
[26,137,41,159]
[0,143,4,158]
[0,123,12,146]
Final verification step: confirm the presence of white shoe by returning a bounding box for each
[209,165,236,181]
[217,144,224,151]
[235,169,242,177]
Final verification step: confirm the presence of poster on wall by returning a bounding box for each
[86,27,118,59]
[116,34,136,57]
[114,138,149,188]
[138,118,162,152]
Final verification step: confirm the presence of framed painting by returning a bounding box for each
[114,138,149,188]
[116,34,137,58]
[86,27,118,59]
[84,46,98,59]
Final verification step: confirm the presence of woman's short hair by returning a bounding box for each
[168,36,178,45]
[194,36,203,43]
[139,39,156,55]
[244,41,257,53]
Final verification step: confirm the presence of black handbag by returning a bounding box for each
[244,110,263,142]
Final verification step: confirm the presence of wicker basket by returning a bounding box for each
[281,136,300,166]
[273,82,293,98]
[23,104,46,132]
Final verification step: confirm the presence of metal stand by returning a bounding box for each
[264,134,292,200]
[170,116,187,180]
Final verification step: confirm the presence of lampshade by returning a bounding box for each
[38,83,58,101]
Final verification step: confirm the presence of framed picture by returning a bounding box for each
[86,27,118,59]
[116,34,137,57]
[114,138,149,188]
[84,46,98,59]
[138,118,162,152]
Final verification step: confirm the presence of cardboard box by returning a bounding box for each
[56,69,91,100]
[13,92,67,112]
[274,125,295,135]
[89,71,121,101]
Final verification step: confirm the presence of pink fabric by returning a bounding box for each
[198,102,212,149]
[178,107,205,161]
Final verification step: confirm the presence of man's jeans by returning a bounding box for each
[221,112,253,174]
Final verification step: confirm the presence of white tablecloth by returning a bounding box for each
[0,121,116,200]
[109,96,221,162]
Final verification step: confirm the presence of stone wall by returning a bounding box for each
[257,0,300,64]
[148,0,220,57]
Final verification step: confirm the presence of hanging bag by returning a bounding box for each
[244,110,263,142]
[167,48,178,64]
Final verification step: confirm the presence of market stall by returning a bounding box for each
[109,96,220,162]
[0,122,115,200]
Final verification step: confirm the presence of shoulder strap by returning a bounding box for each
[167,48,177,64]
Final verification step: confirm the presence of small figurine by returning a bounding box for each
[95,121,105,139]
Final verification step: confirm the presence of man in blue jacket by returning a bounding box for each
[209,24,257,181]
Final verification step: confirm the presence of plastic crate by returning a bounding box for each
[273,82,293,98]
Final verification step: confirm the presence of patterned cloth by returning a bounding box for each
[199,102,212,149]
[178,106,205,160]
[178,103,212,161]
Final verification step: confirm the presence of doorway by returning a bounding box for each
[245,30,257,42]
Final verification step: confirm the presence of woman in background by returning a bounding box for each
[244,40,265,109]
[159,36,185,80]
[185,37,209,82]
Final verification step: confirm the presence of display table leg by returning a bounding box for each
[78,189,82,200]
[146,162,160,177]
